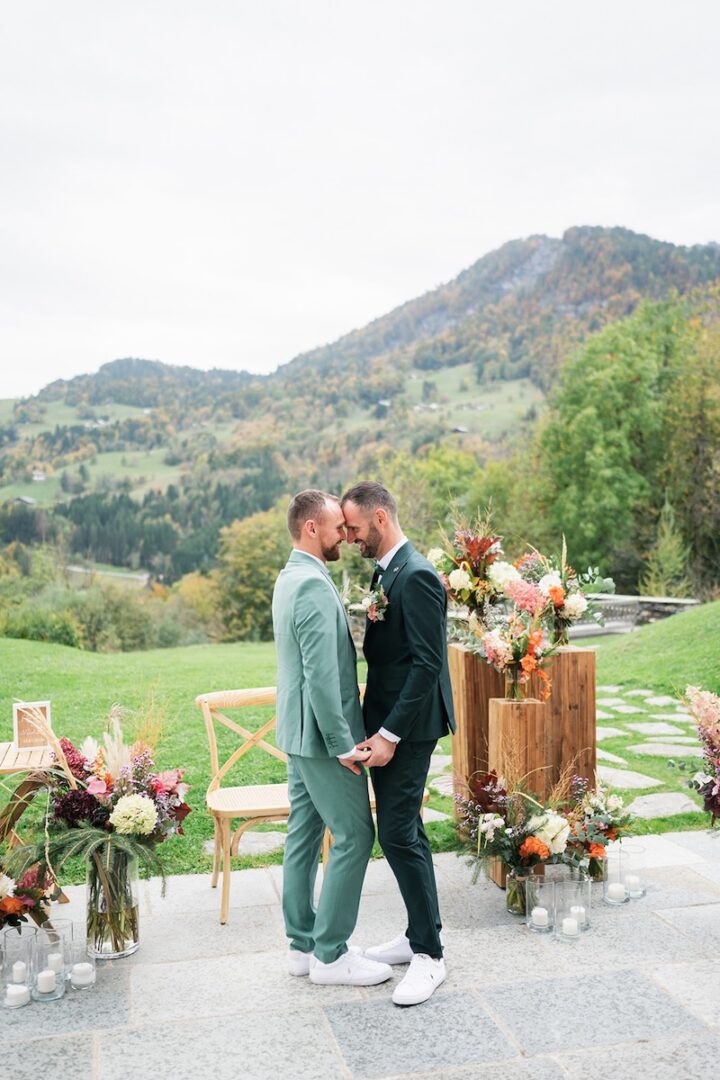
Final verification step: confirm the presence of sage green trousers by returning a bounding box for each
[283,754,374,964]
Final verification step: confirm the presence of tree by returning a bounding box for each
[640,498,692,597]
[216,505,289,641]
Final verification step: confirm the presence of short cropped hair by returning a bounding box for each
[341,480,398,519]
[287,489,337,540]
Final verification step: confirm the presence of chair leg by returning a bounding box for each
[321,827,332,867]
[220,818,232,925]
[211,818,221,889]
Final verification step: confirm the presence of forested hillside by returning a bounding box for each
[1,226,719,650]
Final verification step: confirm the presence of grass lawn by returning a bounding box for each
[1,603,716,884]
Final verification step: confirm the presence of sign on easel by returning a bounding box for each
[12,701,52,751]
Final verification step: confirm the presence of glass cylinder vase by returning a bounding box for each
[1,924,35,1009]
[86,848,140,959]
[504,665,527,701]
[505,870,528,916]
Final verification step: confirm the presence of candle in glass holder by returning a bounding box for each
[607,882,627,901]
[36,969,57,994]
[625,874,642,897]
[5,983,31,1007]
[12,960,27,983]
[570,904,587,926]
[70,962,95,989]
[531,906,549,927]
[47,951,64,974]
[561,916,580,937]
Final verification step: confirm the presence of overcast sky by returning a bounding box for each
[2,1,719,399]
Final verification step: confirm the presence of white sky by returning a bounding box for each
[2,1,719,399]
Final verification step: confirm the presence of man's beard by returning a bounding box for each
[321,540,342,562]
[358,522,382,559]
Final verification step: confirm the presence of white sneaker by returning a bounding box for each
[392,954,446,1006]
[310,951,392,986]
[288,944,362,977]
[365,932,444,966]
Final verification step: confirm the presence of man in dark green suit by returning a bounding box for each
[341,481,456,1006]
[272,489,392,988]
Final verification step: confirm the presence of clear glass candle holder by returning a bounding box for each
[619,842,646,899]
[69,938,96,990]
[1,925,36,1009]
[555,877,591,939]
[42,917,74,980]
[603,848,630,905]
[31,929,67,1001]
[525,877,555,933]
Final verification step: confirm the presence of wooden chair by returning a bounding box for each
[196,685,428,925]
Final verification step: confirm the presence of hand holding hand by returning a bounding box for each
[338,747,372,775]
[356,733,397,768]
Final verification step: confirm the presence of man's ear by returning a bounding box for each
[375,508,387,527]
[304,519,317,537]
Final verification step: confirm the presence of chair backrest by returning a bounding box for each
[195,687,285,794]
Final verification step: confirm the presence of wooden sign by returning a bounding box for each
[12,701,52,751]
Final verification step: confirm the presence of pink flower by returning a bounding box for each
[505,580,547,616]
[86,777,108,796]
[155,769,187,796]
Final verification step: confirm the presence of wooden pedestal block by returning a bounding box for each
[528,646,597,789]
[448,643,504,808]
[488,697,551,799]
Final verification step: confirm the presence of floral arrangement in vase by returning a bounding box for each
[472,611,559,700]
[562,776,633,879]
[9,706,190,958]
[684,685,720,823]
[455,770,571,914]
[0,864,52,931]
[427,508,504,624]
[515,540,614,645]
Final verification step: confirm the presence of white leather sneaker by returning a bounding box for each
[289,944,362,976]
[392,954,446,1006]
[365,932,444,965]
[310,951,392,986]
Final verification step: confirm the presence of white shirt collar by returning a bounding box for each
[377,536,409,571]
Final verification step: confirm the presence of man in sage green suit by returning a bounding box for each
[341,481,456,1006]
[272,490,392,987]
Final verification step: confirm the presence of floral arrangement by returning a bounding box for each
[0,864,51,931]
[563,776,633,878]
[9,706,191,956]
[472,612,558,700]
[427,508,504,622]
[684,685,720,823]
[515,541,614,645]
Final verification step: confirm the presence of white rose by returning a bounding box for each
[426,548,446,569]
[0,872,15,900]
[479,813,505,840]
[360,595,372,610]
[563,592,588,619]
[607,795,623,812]
[448,567,473,591]
[488,560,521,590]
[527,812,570,855]
[538,572,562,596]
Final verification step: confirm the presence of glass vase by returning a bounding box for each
[553,618,570,646]
[504,665,526,701]
[86,848,140,959]
[505,870,527,916]
[586,854,608,882]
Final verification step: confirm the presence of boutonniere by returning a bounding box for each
[359,584,389,623]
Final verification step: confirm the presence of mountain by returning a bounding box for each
[280,226,720,387]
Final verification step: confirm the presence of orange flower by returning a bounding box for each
[527,629,543,654]
[548,585,565,607]
[0,896,25,916]
[520,654,537,675]
[606,828,617,841]
[536,667,552,701]
[588,843,606,859]
[519,836,550,860]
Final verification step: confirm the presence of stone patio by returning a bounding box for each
[4,831,720,1079]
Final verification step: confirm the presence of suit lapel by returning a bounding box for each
[377,541,414,598]
[290,551,356,646]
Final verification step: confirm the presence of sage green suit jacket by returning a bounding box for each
[272,550,364,758]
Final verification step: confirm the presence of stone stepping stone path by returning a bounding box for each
[628,743,704,758]
[430,773,455,796]
[626,792,701,818]
[627,722,687,736]
[596,748,627,765]
[597,697,626,707]
[613,704,646,714]
[646,735,698,744]
[427,754,453,775]
[598,685,623,693]
[423,807,450,822]
[650,713,695,722]
[596,765,662,789]
[204,831,288,857]
[644,695,677,707]
[596,709,614,720]
[625,689,656,697]
[597,726,626,740]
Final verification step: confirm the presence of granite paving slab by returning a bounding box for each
[627,792,701,819]
[324,991,516,1078]
[646,735,698,743]
[629,743,703,758]
[99,1007,344,1080]
[596,765,662,789]
[2,1034,94,1079]
[478,969,703,1054]
[598,685,623,693]
[625,689,656,696]
[627,721,688,735]
[651,712,696,722]
[655,901,720,951]
[3,963,130,1044]
[645,695,678,706]
[430,773,454,795]
[607,834,704,868]
[661,829,720,859]
[597,697,626,707]
[596,748,627,764]
[625,865,720,909]
[595,709,614,719]
[613,704,646,714]
[422,807,450,822]
[558,1032,720,1080]
[403,1058,568,1080]
[427,753,452,774]
[596,726,626,740]
[653,959,720,1025]
[203,831,287,857]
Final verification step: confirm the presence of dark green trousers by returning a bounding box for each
[371,739,443,957]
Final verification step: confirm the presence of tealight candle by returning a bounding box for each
[562,916,580,937]
[36,968,57,994]
[625,874,643,897]
[47,951,64,974]
[570,904,587,926]
[5,983,31,1007]
[531,906,549,927]
[70,962,95,989]
[12,960,27,983]
[607,882,627,901]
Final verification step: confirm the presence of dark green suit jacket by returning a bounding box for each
[363,541,456,742]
